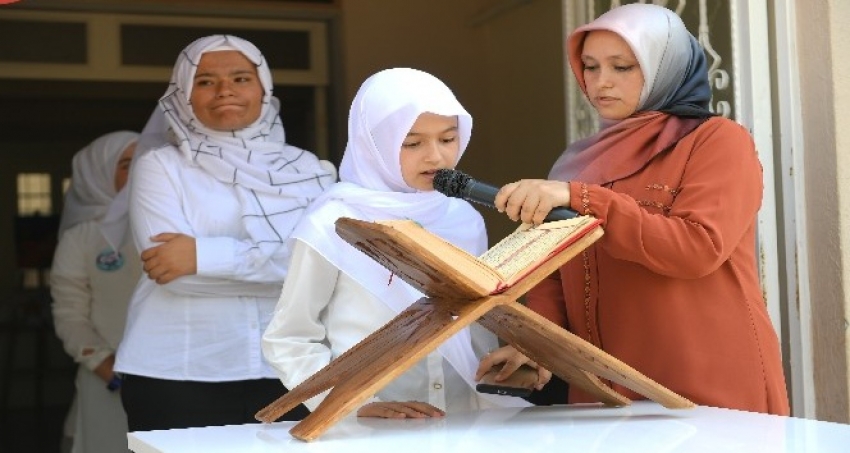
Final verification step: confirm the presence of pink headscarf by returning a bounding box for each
[550,4,713,184]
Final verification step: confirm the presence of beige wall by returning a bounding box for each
[340,0,567,242]
[797,0,850,422]
[835,2,850,420]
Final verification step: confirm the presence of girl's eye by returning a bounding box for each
[440,136,458,144]
[583,64,598,72]
[402,141,420,148]
[615,65,635,72]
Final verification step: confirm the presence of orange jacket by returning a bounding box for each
[528,117,790,415]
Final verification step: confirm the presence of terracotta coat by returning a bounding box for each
[527,117,790,415]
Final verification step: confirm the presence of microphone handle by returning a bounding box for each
[463,179,579,222]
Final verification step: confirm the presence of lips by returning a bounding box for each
[211,103,244,111]
[421,169,438,179]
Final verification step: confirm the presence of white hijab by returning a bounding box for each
[139,35,335,259]
[292,67,527,407]
[58,131,140,251]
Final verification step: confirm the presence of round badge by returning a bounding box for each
[96,249,124,271]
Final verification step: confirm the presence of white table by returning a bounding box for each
[128,401,850,452]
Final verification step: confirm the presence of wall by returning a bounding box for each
[797,0,850,422]
[339,0,567,242]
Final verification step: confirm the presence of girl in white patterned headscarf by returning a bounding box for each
[115,35,334,431]
[263,68,531,420]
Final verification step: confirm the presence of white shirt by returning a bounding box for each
[51,220,141,371]
[263,240,501,413]
[115,146,289,381]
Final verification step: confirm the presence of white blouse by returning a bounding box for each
[262,239,501,413]
[115,146,290,381]
[51,220,141,371]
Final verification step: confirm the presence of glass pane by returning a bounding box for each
[121,25,311,69]
[0,19,87,64]
[17,173,52,216]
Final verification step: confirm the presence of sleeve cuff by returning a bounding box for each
[79,348,112,372]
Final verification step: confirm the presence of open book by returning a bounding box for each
[258,215,691,442]
[335,215,604,300]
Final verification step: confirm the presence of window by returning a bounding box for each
[17,173,52,216]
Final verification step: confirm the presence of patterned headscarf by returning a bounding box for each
[58,131,140,251]
[551,4,714,184]
[140,35,335,257]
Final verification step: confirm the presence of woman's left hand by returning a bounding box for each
[495,179,571,225]
[475,345,551,391]
[141,233,197,284]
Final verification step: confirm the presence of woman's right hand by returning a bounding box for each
[495,179,571,225]
[93,354,116,383]
[356,401,445,419]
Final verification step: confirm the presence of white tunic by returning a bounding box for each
[262,240,500,413]
[51,220,141,453]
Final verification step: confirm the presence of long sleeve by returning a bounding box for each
[569,118,762,279]
[262,240,341,411]
[129,148,289,298]
[51,224,113,371]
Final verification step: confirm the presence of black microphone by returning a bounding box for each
[432,169,579,222]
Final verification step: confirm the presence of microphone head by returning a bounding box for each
[433,168,471,198]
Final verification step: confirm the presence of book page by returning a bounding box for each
[478,216,597,282]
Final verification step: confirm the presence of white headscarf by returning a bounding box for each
[139,35,335,257]
[58,131,140,251]
[292,68,526,407]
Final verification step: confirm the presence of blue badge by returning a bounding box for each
[96,249,124,271]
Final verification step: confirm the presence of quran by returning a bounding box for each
[336,215,603,300]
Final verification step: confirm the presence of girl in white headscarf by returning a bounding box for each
[262,68,531,419]
[114,35,335,431]
[51,130,140,453]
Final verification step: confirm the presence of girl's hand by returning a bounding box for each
[356,401,445,419]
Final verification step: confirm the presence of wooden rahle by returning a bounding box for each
[255,217,694,441]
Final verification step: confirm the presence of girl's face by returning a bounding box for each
[399,112,460,191]
[113,142,136,192]
[580,30,645,120]
[190,50,264,131]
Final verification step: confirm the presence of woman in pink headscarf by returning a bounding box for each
[479,3,789,415]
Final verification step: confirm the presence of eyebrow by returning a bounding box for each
[406,125,459,136]
[194,68,256,79]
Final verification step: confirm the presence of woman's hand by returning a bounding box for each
[141,233,198,284]
[356,401,445,419]
[475,345,551,391]
[495,179,571,225]
[92,354,116,383]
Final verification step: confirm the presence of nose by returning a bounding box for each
[422,141,443,163]
[596,68,615,88]
[215,80,234,98]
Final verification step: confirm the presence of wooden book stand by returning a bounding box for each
[256,218,693,441]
